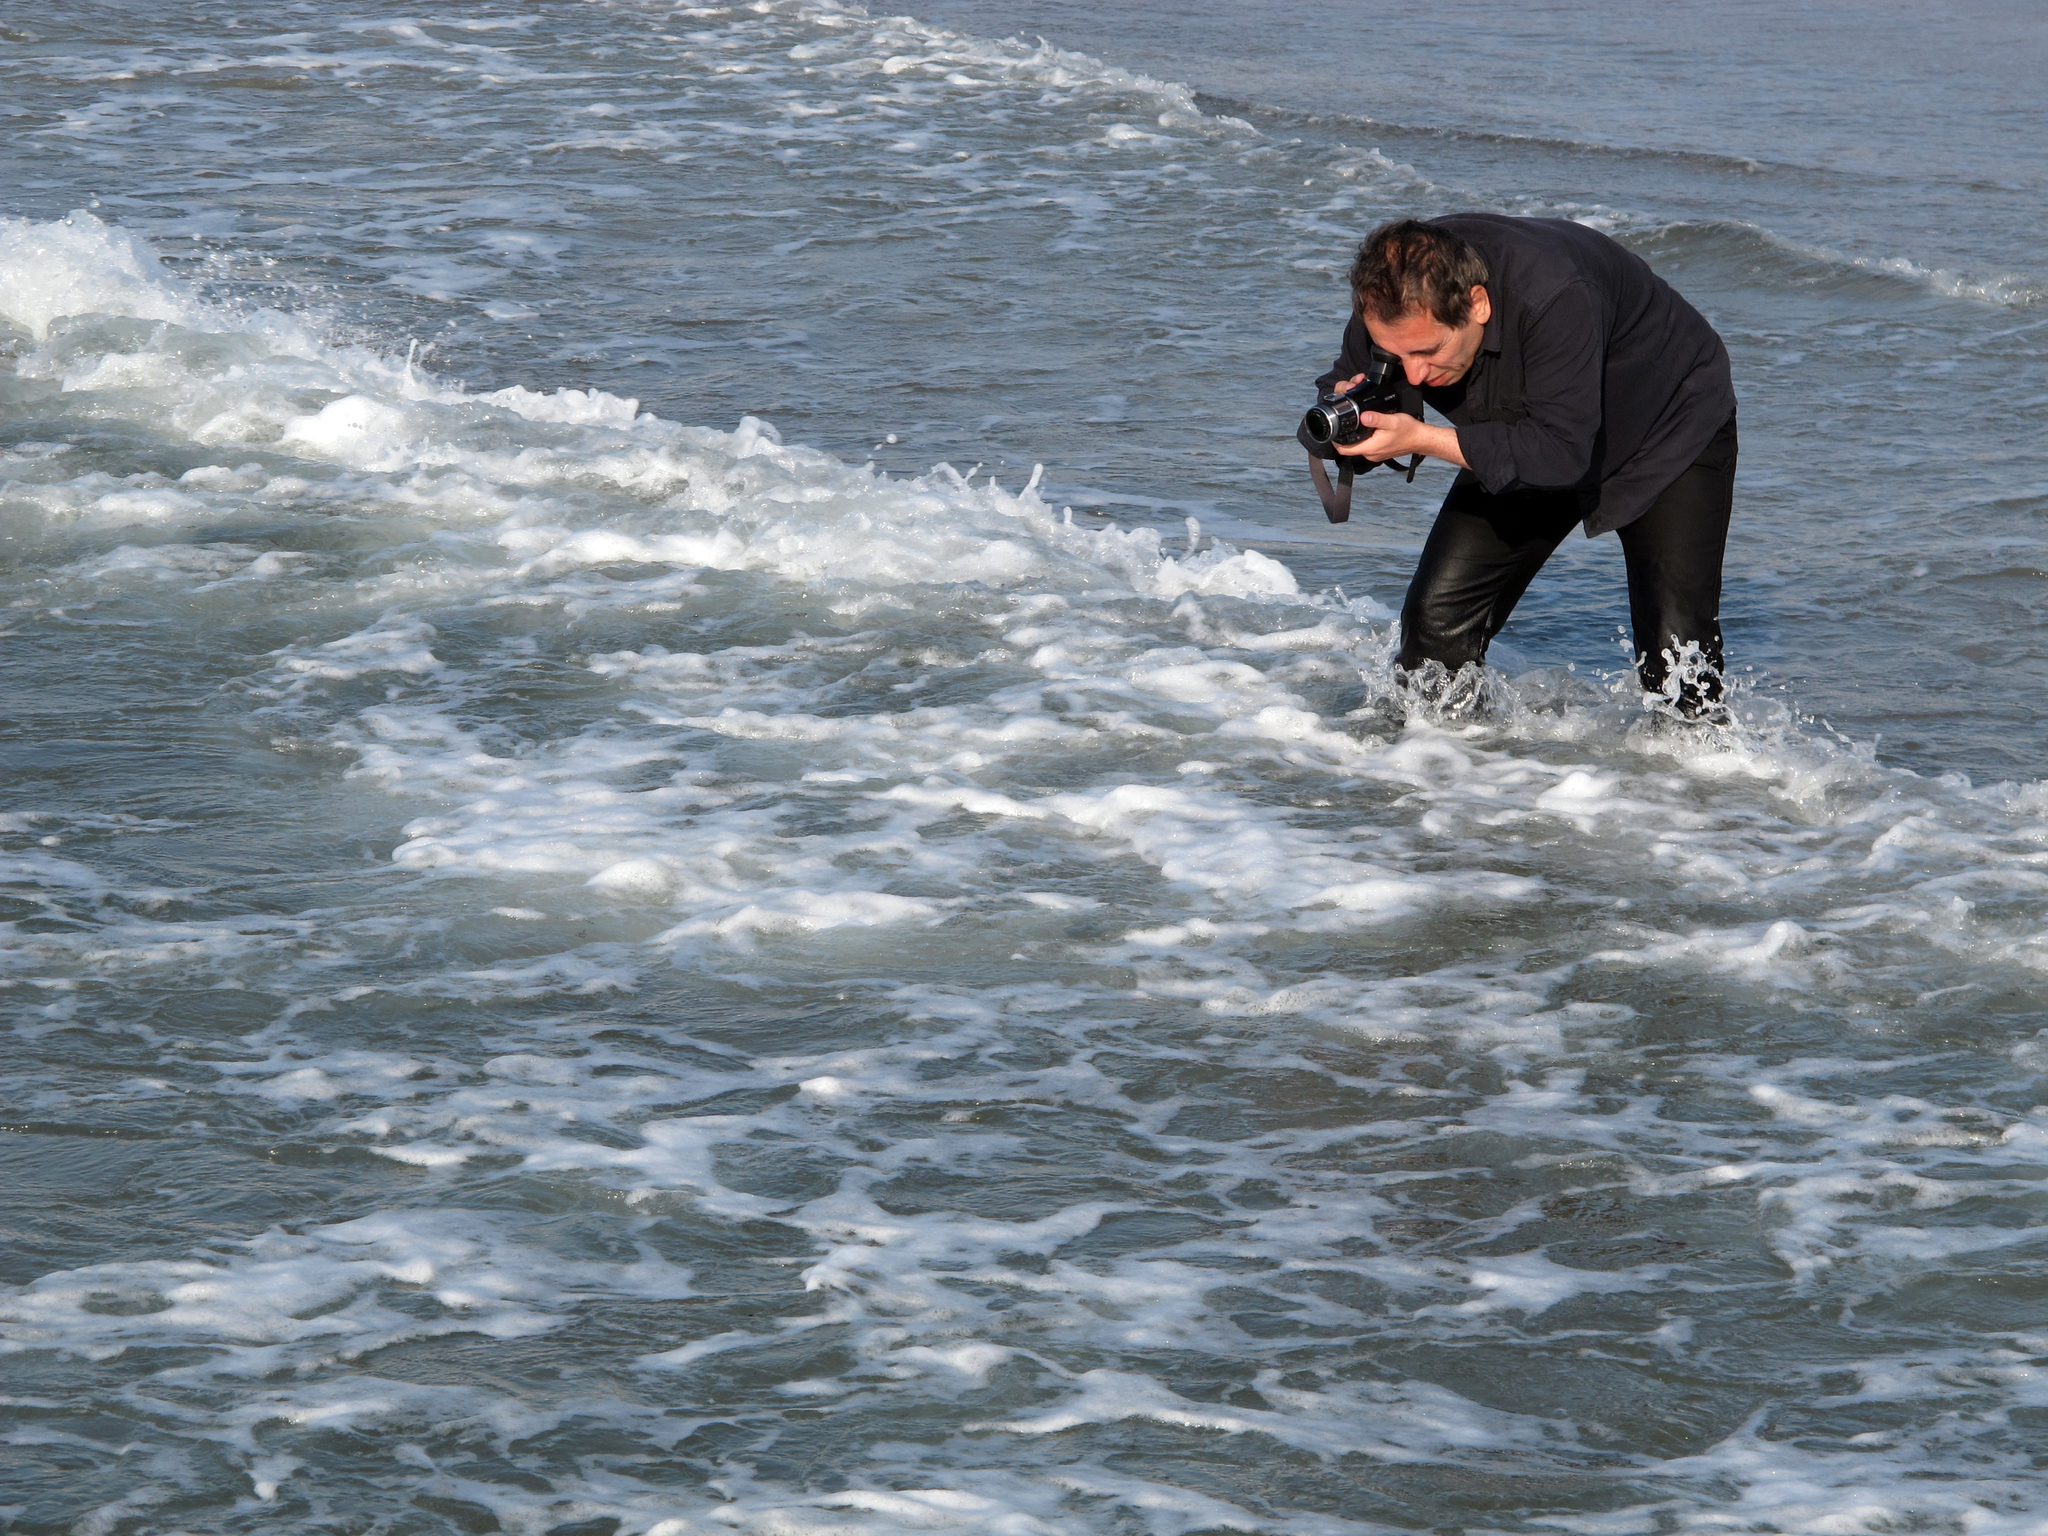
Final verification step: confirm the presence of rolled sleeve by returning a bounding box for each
[1470,280,1607,493]
[1457,419,1518,493]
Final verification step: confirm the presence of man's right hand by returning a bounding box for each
[1336,412,1468,472]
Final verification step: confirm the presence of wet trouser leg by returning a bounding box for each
[1395,484,1582,677]
[1397,412,1736,713]
[1615,413,1737,711]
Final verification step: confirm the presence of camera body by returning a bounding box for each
[1302,350,1405,448]
[1299,348,1424,521]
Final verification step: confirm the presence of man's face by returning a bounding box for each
[1363,285,1493,388]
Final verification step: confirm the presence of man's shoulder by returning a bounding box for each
[1431,214,1626,310]
[1430,212,1611,252]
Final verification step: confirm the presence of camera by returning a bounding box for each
[1302,350,1405,448]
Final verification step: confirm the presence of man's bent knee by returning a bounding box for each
[1397,582,1492,675]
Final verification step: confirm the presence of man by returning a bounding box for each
[1301,215,1737,717]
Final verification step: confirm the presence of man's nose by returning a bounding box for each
[1403,359,1430,385]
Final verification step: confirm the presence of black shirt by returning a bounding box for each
[1313,214,1736,536]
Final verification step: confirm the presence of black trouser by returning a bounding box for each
[1397,413,1737,713]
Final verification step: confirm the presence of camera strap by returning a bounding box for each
[1307,452,1424,523]
[1307,453,1354,523]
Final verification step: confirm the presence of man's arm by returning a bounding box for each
[1335,280,1607,481]
[1335,414,1468,469]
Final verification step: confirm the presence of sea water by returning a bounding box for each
[4,2,2048,1532]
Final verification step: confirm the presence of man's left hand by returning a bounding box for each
[1333,413,1469,470]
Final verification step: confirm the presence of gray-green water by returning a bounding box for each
[5,3,2048,1533]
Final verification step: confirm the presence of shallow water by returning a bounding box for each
[5,3,2048,1534]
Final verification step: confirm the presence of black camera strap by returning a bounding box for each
[1307,453,1354,523]
[1307,451,1422,524]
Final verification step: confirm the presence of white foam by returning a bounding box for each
[787,0,1234,133]
[7,51,2048,1523]
[59,541,307,584]
[0,1209,691,1365]
[0,211,209,340]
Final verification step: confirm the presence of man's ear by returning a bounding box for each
[1469,285,1492,326]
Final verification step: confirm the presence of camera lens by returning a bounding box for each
[1302,406,1335,444]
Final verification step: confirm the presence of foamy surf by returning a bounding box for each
[7,0,2048,1527]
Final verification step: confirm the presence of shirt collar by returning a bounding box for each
[1480,302,1502,355]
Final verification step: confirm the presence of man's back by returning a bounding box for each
[1426,213,1734,534]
